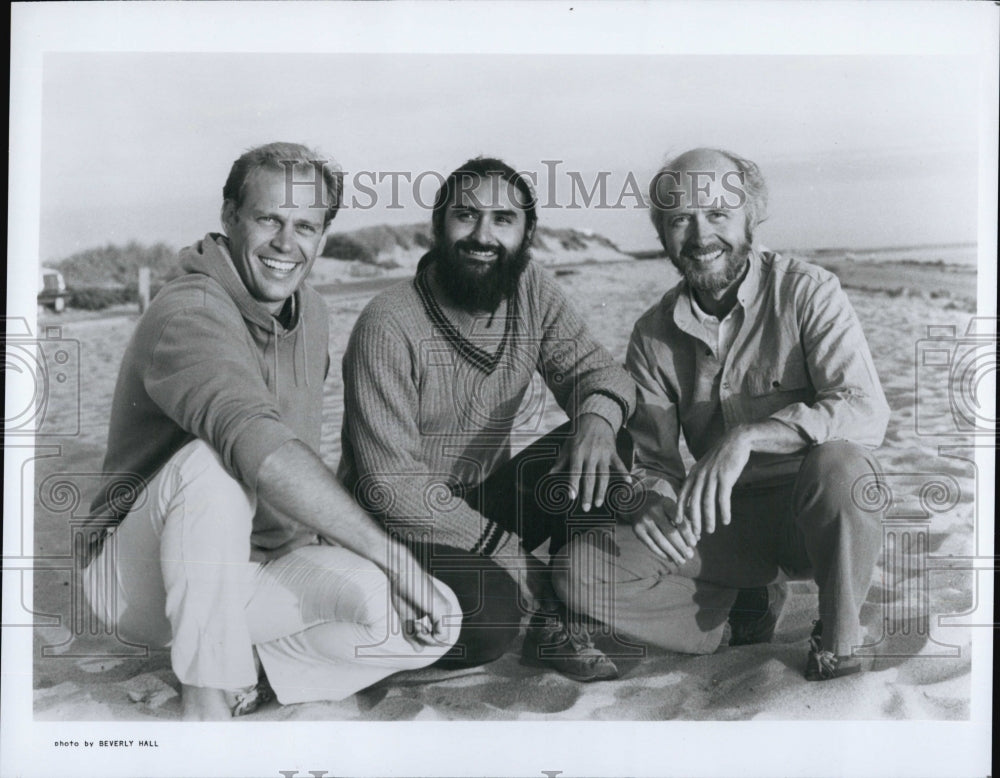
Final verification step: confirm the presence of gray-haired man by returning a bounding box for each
[557,148,889,680]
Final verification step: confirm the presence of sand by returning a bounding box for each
[30,256,981,721]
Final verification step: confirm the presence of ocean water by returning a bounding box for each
[804,243,978,268]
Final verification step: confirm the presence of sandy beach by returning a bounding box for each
[30,255,981,722]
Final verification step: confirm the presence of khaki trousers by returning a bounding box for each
[84,440,461,703]
[555,441,884,657]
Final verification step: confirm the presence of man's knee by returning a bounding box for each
[433,580,464,652]
[431,562,522,668]
[795,441,884,525]
[439,623,518,668]
[385,573,465,652]
[365,573,465,658]
[799,441,880,495]
[165,439,256,534]
[552,531,619,620]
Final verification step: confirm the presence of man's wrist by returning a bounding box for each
[578,411,616,434]
[730,423,760,450]
[380,541,415,579]
[576,392,625,431]
[729,419,807,455]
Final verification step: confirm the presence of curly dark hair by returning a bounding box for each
[430,157,538,249]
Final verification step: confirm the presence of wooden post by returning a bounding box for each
[138,267,150,313]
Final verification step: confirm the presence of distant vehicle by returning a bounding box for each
[38,267,69,313]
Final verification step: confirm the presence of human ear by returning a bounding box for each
[220,200,237,234]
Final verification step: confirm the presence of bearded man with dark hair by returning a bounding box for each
[427,157,537,312]
[339,157,636,681]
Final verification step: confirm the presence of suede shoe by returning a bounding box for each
[521,612,619,682]
[804,620,866,681]
[228,681,272,717]
[728,583,788,646]
[228,654,275,717]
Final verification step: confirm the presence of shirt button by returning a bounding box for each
[722,381,730,389]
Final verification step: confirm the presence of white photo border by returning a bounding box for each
[5,3,996,777]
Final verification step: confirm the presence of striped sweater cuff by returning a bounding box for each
[470,520,517,557]
[578,390,627,431]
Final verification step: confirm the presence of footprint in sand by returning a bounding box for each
[361,695,426,721]
[75,657,127,674]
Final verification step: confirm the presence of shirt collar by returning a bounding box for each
[736,245,764,310]
[672,246,762,335]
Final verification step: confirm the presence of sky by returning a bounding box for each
[38,50,982,262]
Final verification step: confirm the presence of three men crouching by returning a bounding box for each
[82,144,888,720]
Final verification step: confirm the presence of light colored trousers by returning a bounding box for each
[83,440,461,704]
[556,441,884,658]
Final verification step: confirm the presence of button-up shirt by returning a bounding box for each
[626,248,890,504]
[688,288,741,365]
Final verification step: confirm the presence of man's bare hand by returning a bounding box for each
[385,551,455,650]
[630,497,698,565]
[549,413,631,512]
[676,427,752,538]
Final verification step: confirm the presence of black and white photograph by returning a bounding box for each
[3,3,996,777]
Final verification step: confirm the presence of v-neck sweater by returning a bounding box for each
[337,255,635,565]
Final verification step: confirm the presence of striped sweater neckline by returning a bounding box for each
[414,270,518,375]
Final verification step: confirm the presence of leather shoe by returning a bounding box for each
[805,620,866,681]
[728,583,788,646]
[521,612,619,682]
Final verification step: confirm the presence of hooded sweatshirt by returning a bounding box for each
[84,233,330,565]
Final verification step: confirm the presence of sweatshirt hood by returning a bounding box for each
[177,233,314,401]
[179,233,297,332]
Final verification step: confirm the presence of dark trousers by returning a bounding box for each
[410,422,633,669]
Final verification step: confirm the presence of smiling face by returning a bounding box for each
[221,165,328,312]
[436,174,530,312]
[654,150,752,295]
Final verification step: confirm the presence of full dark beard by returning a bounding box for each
[435,240,531,312]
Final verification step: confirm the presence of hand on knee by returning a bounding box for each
[433,580,464,650]
[801,441,880,487]
[796,441,883,518]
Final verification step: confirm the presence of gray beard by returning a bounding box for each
[671,245,751,293]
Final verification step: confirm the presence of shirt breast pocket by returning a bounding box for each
[745,356,811,399]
